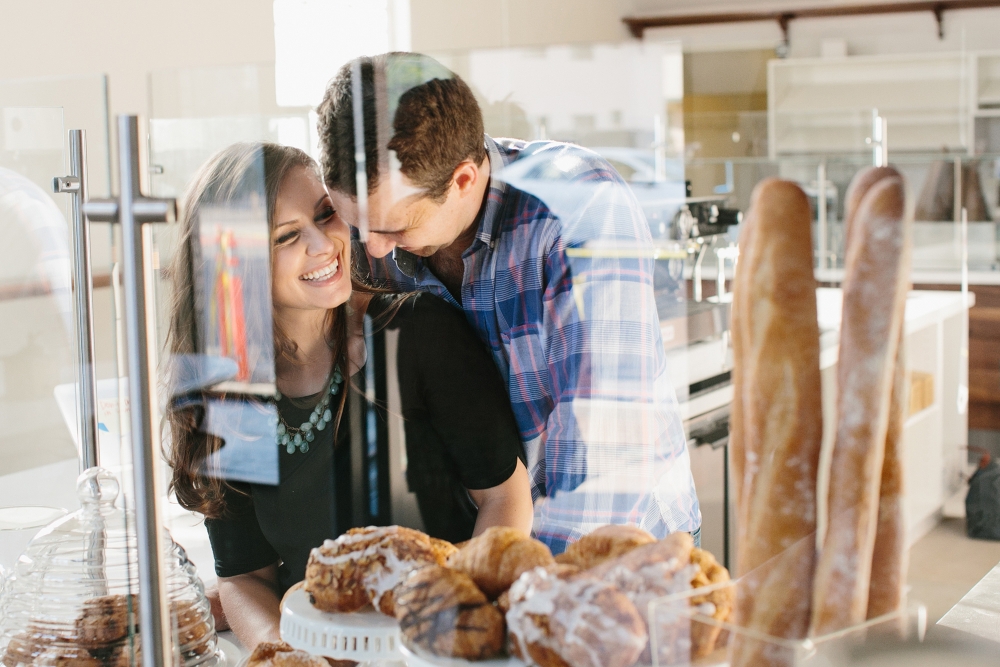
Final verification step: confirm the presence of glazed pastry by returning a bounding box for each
[811,169,909,635]
[728,179,824,667]
[447,526,554,598]
[75,594,136,647]
[554,525,655,570]
[246,642,328,667]
[867,338,909,620]
[393,564,504,661]
[496,563,582,614]
[586,533,703,663]
[304,526,440,615]
[506,567,647,667]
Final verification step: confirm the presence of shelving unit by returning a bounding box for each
[769,53,970,158]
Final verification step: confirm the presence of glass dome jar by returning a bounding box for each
[0,467,220,667]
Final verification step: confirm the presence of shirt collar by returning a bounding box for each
[472,134,510,249]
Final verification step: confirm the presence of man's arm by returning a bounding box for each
[217,562,282,649]
[467,458,534,536]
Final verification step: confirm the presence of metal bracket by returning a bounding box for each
[83,197,176,224]
[53,175,81,194]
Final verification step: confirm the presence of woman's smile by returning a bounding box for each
[299,256,341,284]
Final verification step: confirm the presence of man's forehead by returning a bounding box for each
[328,184,423,233]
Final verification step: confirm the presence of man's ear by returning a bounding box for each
[451,159,480,195]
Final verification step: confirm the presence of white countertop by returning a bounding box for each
[815,288,974,370]
[938,559,1000,643]
[677,288,973,421]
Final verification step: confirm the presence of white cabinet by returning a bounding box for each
[816,288,971,545]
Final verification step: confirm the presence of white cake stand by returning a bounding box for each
[280,586,403,662]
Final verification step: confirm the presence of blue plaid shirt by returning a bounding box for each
[362,136,700,553]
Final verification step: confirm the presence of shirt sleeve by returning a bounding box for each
[204,483,280,578]
[395,294,524,490]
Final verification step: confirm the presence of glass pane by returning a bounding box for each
[0,105,73,482]
[148,68,310,658]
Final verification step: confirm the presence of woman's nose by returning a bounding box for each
[306,227,337,256]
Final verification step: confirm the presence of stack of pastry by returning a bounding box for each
[302,523,731,665]
[2,595,212,667]
[728,169,911,666]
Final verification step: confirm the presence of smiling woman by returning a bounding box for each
[163,141,533,651]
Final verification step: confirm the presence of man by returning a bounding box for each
[317,52,700,553]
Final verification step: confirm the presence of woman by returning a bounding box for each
[166,142,532,648]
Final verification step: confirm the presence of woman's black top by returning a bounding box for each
[204,293,524,594]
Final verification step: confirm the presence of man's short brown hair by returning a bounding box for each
[317,52,487,202]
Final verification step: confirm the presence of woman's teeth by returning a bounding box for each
[300,259,338,281]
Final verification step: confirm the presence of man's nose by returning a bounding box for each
[365,233,395,259]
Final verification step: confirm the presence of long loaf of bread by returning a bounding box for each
[867,335,908,619]
[810,169,910,634]
[840,166,911,621]
[729,192,756,576]
[730,179,824,667]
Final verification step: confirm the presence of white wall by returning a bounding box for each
[0,0,276,119]
[410,0,634,51]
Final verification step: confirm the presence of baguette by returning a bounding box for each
[867,336,909,619]
[843,166,899,243]
[730,179,824,667]
[842,165,911,621]
[729,192,757,576]
[810,171,909,634]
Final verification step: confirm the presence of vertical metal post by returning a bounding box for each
[953,157,963,225]
[817,160,828,271]
[118,115,172,667]
[86,115,176,667]
[54,130,99,471]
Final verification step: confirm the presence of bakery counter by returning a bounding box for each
[681,287,972,569]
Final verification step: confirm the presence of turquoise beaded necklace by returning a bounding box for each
[274,367,344,454]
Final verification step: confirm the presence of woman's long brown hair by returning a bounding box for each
[166,142,395,518]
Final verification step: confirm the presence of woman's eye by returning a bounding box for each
[276,230,298,245]
[315,206,335,224]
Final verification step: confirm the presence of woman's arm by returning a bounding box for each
[218,562,282,648]
[467,458,533,536]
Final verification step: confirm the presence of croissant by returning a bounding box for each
[393,564,505,660]
[554,524,656,570]
[447,526,554,598]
